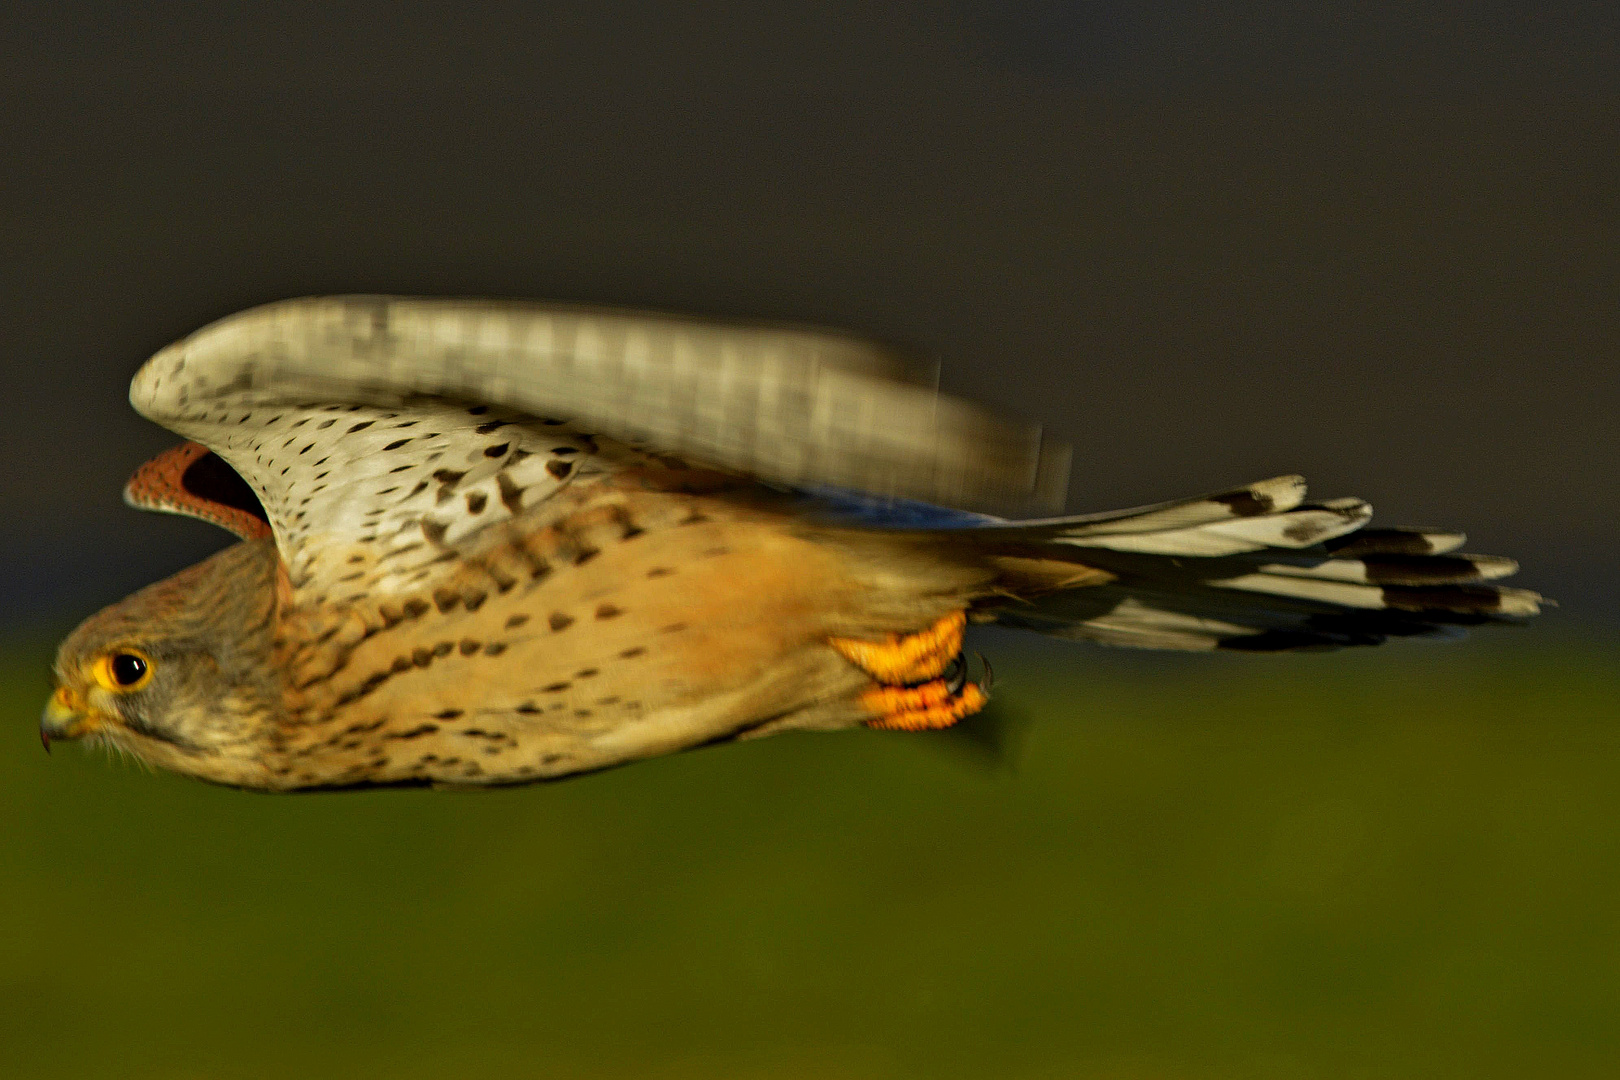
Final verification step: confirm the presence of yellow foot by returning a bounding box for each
[858,677,989,731]
[829,611,991,731]
[829,610,966,685]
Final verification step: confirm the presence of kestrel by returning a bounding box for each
[43,297,1542,791]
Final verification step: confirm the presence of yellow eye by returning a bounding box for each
[92,650,154,692]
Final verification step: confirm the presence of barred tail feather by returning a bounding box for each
[965,476,1544,652]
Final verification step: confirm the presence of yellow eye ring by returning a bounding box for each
[92,649,154,692]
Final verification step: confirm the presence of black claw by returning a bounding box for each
[39,728,51,754]
[975,652,995,695]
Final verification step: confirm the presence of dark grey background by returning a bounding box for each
[3,4,1615,627]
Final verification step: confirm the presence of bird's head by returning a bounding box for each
[43,539,286,788]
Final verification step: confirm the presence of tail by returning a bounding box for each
[954,475,1543,651]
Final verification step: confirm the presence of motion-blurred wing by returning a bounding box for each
[127,296,1068,605]
[132,295,1067,512]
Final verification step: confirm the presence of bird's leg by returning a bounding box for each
[828,611,989,731]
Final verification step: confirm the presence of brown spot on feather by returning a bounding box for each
[496,471,524,513]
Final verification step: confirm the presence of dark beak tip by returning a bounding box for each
[39,727,52,754]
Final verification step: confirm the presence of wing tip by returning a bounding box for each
[123,441,273,541]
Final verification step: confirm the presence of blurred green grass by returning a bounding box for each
[2,632,1617,1079]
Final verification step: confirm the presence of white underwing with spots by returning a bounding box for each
[152,393,604,605]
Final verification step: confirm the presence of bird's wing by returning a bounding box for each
[128,295,1068,603]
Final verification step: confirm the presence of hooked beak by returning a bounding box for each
[40,686,100,752]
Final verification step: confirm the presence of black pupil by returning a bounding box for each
[111,654,147,686]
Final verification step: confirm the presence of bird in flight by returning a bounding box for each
[42,297,1542,790]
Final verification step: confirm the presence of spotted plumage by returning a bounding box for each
[43,296,1543,790]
